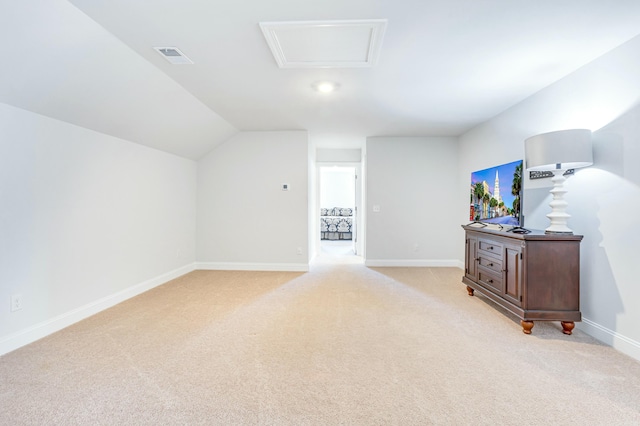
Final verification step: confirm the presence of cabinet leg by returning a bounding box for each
[466,286,474,296]
[521,320,534,334]
[561,321,575,335]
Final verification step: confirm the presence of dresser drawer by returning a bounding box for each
[478,270,503,293]
[478,256,502,274]
[478,238,503,258]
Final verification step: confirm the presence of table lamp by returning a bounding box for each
[524,129,593,234]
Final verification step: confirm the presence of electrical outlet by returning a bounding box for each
[11,294,23,312]
[413,243,420,252]
[296,247,303,255]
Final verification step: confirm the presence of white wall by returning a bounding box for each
[365,136,460,266]
[320,168,355,208]
[0,103,197,355]
[308,142,318,261]
[316,149,362,163]
[458,34,640,361]
[197,131,309,270]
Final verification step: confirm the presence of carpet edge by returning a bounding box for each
[0,263,197,356]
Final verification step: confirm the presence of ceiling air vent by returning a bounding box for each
[154,47,193,64]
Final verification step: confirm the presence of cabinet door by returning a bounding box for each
[503,244,523,306]
[465,235,478,280]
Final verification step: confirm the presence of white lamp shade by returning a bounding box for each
[525,129,593,171]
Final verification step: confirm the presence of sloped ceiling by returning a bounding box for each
[0,0,237,160]
[3,1,640,159]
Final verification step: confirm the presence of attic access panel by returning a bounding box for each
[259,19,387,68]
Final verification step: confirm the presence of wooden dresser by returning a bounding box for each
[461,224,582,334]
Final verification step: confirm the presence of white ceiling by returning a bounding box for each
[3,1,640,159]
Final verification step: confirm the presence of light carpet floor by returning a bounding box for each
[1,265,639,425]
[317,240,362,264]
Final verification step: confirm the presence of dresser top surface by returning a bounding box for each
[462,224,583,241]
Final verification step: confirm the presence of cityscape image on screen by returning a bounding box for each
[470,159,523,226]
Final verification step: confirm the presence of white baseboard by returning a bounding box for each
[365,259,463,268]
[579,318,640,362]
[0,263,196,357]
[196,262,309,272]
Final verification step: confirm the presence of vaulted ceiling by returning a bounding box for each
[3,1,640,159]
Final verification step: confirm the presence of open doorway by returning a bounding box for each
[318,165,363,263]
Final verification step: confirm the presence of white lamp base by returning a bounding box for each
[545,169,573,234]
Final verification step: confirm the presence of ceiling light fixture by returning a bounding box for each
[313,81,339,93]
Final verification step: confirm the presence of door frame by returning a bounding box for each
[316,162,364,259]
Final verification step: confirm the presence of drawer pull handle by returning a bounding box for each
[489,246,494,250]
[488,263,494,267]
[488,279,494,283]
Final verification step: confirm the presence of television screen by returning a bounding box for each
[470,160,523,226]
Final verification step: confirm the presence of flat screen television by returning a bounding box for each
[470,159,523,227]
